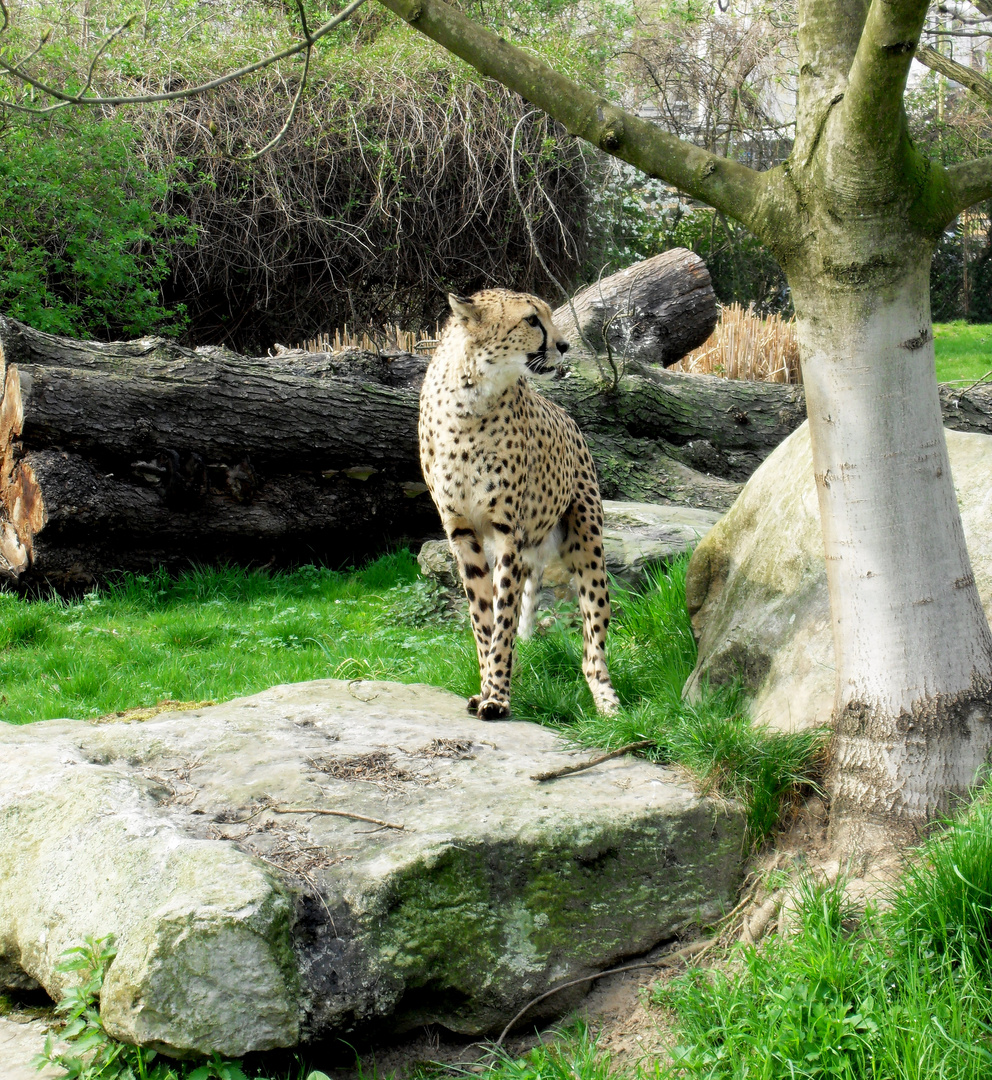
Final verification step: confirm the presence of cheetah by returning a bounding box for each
[419,288,619,720]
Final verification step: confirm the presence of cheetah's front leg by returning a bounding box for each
[477,533,525,720]
[444,519,494,713]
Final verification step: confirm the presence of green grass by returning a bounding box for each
[651,790,992,1079]
[0,552,477,725]
[0,552,825,846]
[934,321,992,385]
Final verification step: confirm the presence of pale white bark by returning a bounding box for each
[795,267,992,841]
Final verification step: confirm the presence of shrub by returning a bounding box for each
[0,112,191,338]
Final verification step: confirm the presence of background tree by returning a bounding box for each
[367,0,992,855]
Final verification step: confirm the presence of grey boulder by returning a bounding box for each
[0,680,743,1057]
[685,422,992,731]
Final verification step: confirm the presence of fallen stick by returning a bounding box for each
[530,739,655,782]
[494,938,714,1045]
[269,805,406,830]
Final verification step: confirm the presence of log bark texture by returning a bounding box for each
[552,248,718,366]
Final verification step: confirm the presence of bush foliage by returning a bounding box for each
[0,111,191,339]
[0,0,624,350]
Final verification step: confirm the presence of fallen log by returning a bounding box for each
[552,248,718,366]
[0,309,807,590]
[8,306,991,593]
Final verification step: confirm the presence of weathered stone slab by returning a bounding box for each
[0,1018,62,1080]
[419,500,721,597]
[0,680,744,1058]
[685,423,992,731]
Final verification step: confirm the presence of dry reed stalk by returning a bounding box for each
[672,303,802,384]
[296,321,442,355]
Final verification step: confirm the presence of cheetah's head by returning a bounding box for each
[446,289,569,382]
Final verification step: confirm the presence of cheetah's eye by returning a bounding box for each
[525,314,541,327]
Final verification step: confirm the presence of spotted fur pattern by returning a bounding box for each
[419,288,619,720]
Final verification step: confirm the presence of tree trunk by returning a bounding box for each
[552,248,718,366]
[795,265,992,853]
[0,311,802,592]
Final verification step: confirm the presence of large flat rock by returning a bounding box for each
[0,680,743,1058]
[685,423,992,731]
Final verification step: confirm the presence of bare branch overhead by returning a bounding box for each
[916,41,992,105]
[373,0,767,232]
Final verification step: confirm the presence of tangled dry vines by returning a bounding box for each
[131,71,590,352]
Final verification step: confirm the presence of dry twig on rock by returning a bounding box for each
[530,740,655,782]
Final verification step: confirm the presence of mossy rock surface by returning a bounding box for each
[0,680,743,1055]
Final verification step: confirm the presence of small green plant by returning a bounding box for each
[35,936,276,1079]
[36,935,180,1079]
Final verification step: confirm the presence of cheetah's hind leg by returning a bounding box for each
[559,501,620,716]
[516,569,542,641]
[517,524,561,642]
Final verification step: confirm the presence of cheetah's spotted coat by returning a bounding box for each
[419,288,619,720]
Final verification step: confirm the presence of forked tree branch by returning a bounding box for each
[0,0,366,115]
[372,0,769,231]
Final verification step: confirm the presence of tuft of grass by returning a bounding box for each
[888,788,992,980]
[934,321,992,385]
[471,1022,615,1080]
[651,788,992,1079]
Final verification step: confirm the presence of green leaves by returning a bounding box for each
[0,112,192,339]
[187,1057,249,1080]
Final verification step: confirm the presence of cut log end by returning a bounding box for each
[553,248,718,367]
[0,364,43,581]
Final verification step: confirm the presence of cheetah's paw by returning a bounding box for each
[477,696,512,721]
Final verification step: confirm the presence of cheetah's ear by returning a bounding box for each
[448,293,481,323]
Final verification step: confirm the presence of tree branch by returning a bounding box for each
[946,156,992,213]
[839,0,930,152]
[372,0,770,230]
[0,0,366,113]
[915,42,992,106]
